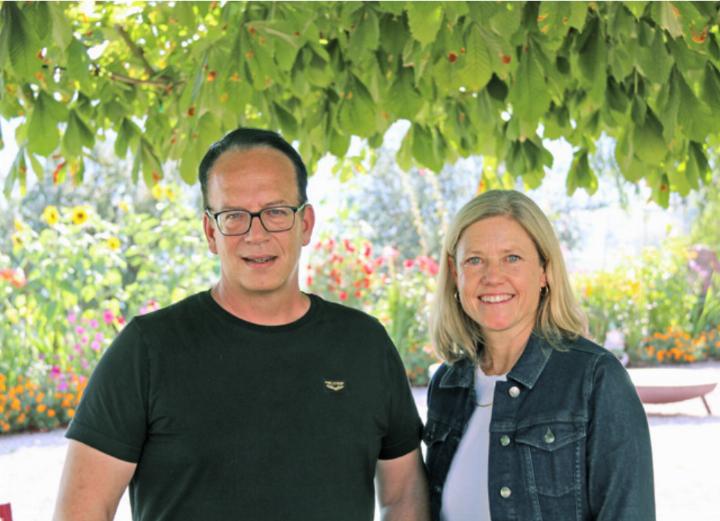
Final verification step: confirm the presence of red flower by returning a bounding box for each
[339,291,348,301]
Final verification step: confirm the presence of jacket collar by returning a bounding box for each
[439,332,553,390]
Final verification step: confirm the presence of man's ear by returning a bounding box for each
[203,213,219,255]
[300,203,315,246]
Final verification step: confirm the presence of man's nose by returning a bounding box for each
[244,215,269,241]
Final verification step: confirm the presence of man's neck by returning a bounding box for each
[211,283,310,326]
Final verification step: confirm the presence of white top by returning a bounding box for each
[440,367,507,521]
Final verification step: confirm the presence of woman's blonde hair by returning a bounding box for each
[430,189,587,363]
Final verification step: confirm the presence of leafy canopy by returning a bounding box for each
[1,1,719,206]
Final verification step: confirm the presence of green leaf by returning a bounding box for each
[379,14,407,56]
[180,143,200,185]
[652,2,683,39]
[388,69,423,120]
[3,2,41,77]
[140,139,163,186]
[687,141,710,185]
[28,152,44,180]
[67,38,91,87]
[624,2,648,20]
[566,150,597,195]
[567,2,588,30]
[406,2,444,46]
[461,24,492,91]
[701,62,720,111]
[508,43,550,136]
[411,124,443,172]
[115,118,141,158]
[636,30,672,83]
[63,110,95,156]
[350,8,380,53]
[337,78,376,138]
[27,92,61,156]
[575,14,607,102]
[632,109,666,166]
[328,128,351,157]
[273,102,299,139]
[49,3,72,50]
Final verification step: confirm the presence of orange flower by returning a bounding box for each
[37,404,47,413]
[48,409,56,418]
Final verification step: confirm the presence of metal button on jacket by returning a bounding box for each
[500,486,512,498]
[500,435,511,446]
[544,428,556,444]
[508,385,520,398]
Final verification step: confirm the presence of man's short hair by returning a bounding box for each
[198,128,308,208]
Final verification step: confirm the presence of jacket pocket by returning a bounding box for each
[515,421,586,497]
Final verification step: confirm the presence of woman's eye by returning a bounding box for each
[507,254,520,263]
[465,257,481,266]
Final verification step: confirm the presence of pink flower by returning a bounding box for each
[91,341,101,351]
[339,291,348,301]
[50,366,61,379]
[103,309,115,325]
[67,313,77,324]
[75,326,85,335]
[89,319,99,329]
[343,239,356,253]
[404,259,415,269]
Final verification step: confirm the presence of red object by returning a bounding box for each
[0,503,13,521]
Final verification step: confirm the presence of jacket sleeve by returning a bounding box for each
[586,353,656,521]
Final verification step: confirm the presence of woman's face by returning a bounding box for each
[452,215,547,344]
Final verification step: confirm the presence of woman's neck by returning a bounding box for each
[480,326,534,375]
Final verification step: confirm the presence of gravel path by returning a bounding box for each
[2,362,719,521]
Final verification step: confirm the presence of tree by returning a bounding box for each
[1,1,719,205]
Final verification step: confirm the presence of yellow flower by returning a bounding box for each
[106,236,121,251]
[164,186,176,202]
[151,184,165,200]
[70,206,89,225]
[14,218,26,232]
[42,205,60,226]
[118,200,130,212]
[11,233,24,249]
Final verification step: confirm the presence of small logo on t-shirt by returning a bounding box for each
[324,380,345,391]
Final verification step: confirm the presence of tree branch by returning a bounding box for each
[114,24,157,79]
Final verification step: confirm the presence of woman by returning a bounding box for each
[424,190,654,521]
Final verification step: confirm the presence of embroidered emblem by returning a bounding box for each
[324,380,345,391]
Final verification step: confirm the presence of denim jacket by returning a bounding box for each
[424,333,655,521]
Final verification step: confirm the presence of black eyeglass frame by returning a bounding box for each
[205,202,308,236]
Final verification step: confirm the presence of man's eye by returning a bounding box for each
[224,212,246,221]
[265,208,290,217]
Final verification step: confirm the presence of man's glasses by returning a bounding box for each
[205,203,308,236]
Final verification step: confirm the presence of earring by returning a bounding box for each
[454,290,460,302]
[541,285,549,297]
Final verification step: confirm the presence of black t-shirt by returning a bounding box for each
[67,291,422,521]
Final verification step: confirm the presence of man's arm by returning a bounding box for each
[53,440,137,521]
[375,448,430,521]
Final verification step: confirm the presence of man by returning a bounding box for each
[53,128,429,521]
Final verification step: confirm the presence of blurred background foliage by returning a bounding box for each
[2,140,720,434]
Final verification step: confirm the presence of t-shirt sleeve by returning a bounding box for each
[378,332,423,460]
[65,319,149,463]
